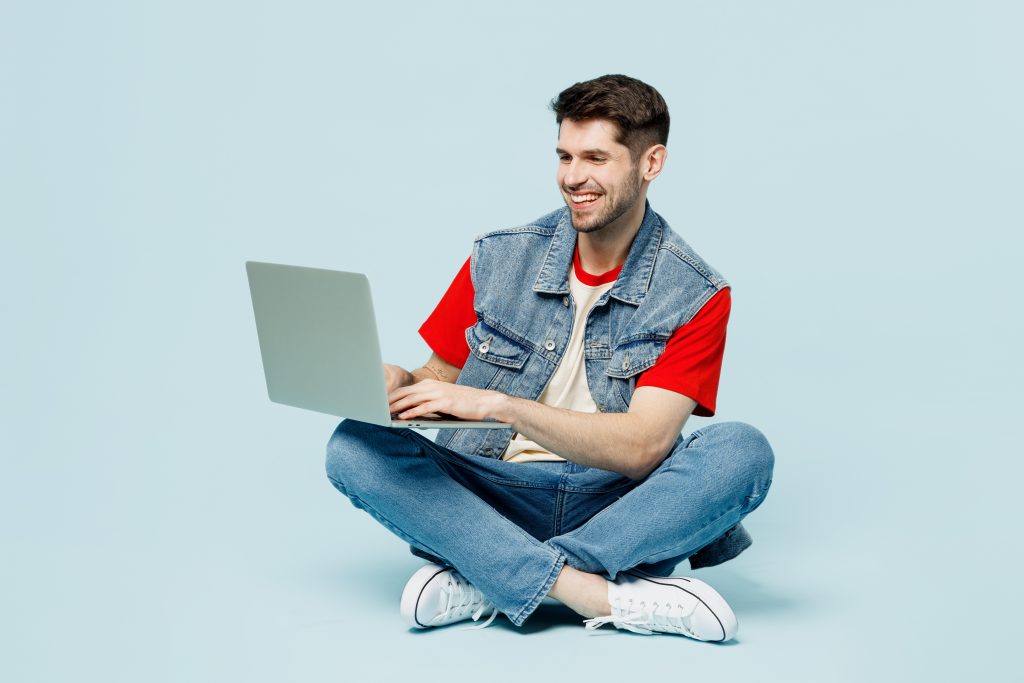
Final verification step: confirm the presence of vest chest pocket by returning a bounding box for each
[459,320,531,392]
[605,337,668,408]
[466,321,530,368]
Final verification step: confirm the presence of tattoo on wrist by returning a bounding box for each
[422,363,447,382]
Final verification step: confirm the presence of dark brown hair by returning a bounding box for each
[550,74,670,162]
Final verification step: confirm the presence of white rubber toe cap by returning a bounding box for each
[400,563,452,629]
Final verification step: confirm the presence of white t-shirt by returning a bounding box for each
[501,269,615,463]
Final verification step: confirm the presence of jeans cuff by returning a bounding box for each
[507,552,567,627]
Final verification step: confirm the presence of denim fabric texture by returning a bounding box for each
[325,420,773,626]
[435,200,730,457]
[325,201,775,626]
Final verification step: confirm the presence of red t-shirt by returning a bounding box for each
[419,248,730,416]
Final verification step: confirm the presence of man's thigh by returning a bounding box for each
[549,422,773,574]
[557,461,640,536]
[390,428,569,543]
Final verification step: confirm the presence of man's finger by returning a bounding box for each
[390,386,439,412]
[388,383,423,403]
[401,400,441,419]
[389,378,442,405]
[389,395,422,412]
[388,385,411,401]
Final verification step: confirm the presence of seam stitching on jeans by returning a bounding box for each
[559,481,636,494]
[552,487,564,537]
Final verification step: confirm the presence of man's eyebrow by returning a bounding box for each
[555,147,614,156]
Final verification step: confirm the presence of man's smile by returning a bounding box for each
[568,191,603,209]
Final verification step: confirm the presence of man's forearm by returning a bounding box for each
[490,395,657,480]
[391,356,456,387]
[412,356,459,384]
[411,366,441,383]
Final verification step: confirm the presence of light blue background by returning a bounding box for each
[2,1,1021,680]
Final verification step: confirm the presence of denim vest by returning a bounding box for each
[435,200,753,569]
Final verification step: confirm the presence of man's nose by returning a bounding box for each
[562,159,588,189]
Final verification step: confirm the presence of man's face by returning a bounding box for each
[556,118,644,234]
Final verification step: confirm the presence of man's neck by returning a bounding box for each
[576,196,648,275]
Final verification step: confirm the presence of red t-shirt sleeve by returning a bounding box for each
[634,287,731,417]
[418,256,477,368]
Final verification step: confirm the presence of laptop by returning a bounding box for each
[245,260,510,429]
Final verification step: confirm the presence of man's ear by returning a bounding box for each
[641,144,667,181]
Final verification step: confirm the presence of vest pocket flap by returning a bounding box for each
[605,338,666,378]
[465,322,530,369]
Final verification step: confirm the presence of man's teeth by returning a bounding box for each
[571,194,600,203]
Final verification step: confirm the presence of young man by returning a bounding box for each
[325,74,774,641]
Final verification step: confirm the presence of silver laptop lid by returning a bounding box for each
[246,261,393,426]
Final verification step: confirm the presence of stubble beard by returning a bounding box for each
[567,164,644,234]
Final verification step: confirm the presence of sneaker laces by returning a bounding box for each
[583,596,701,636]
[433,571,499,631]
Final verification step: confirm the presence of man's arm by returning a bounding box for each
[384,352,462,394]
[388,380,694,479]
[490,386,696,481]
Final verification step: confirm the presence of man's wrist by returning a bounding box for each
[410,367,438,384]
[490,392,519,426]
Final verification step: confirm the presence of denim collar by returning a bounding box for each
[532,199,663,305]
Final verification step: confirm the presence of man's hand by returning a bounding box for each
[383,363,415,395]
[388,380,507,422]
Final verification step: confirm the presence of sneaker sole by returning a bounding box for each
[624,570,739,642]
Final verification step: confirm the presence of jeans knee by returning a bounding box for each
[733,422,774,496]
[706,421,775,500]
[324,419,380,491]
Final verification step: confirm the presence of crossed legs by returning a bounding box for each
[325,419,774,626]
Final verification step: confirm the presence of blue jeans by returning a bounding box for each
[324,420,774,627]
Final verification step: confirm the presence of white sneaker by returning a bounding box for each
[583,570,738,642]
[400,563,499,630]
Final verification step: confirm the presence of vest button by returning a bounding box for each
[479,342,490,354]
[562,296,569,306]
[544,339,555,351]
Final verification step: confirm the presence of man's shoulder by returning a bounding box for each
[472,206,567,242]
[653,215,729,290]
